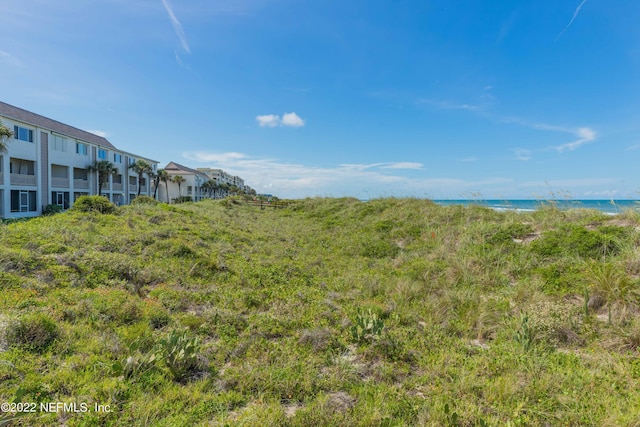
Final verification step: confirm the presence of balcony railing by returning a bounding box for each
[10,174,37,186]
[129,184,138,192]
[74,179,89,189]
[51,177,70,188]
[112,183,123,191]
[0,174,3,185]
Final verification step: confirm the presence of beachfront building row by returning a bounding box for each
[197,168,247,192]
[160,162,253,203]
[0,101,158,219]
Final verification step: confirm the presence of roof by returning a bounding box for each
[164,161,210,179]
[0,101,116,150]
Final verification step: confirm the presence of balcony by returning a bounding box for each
[0,174,3,185]
[112,183,123,191]
[10,174,37,186]
[129,184,138,193]
[51,177,70,188]
[74,179,89,189]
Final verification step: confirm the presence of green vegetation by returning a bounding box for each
[71,195,117,214]
[1,198,640,426]
[42,204,64,216]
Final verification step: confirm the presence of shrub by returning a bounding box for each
[173,196,193,204]
[5,313,59,352]
[72,195,117,214]
[131,195,159,205]
[42,204,64,216]
[536,260,586,295]
[530,224,625,259]
[149,310,172,329]
[525,300,584,347]
[486,222,534,245]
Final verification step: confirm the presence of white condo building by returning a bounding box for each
[0,101,158,219]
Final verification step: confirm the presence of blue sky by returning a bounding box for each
[1,0,639,199]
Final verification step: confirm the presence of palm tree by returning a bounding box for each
[131,159,153,196]
[201,180,211,199]
[202,179,217,199]
[88,160,118,197]
[154,169,169,201]
[0,119,13,154]
[172,175,185,200]
[219,183,230,198]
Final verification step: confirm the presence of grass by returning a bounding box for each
[1,197,640,426]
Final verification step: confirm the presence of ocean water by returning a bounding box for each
[432,200,640,215]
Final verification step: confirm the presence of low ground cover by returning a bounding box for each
[1,197,639,426]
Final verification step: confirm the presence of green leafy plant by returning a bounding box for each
[72,195,117,214]
[350,308,384,343]
[131,195,159,205]
[42,204,64,216]
[173,196,193,204]
[514,312,532,352]
[111,339,158,381]
[157,328,202,382]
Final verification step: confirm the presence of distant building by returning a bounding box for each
[161,161,211,202]
[197,167,245,191]
[0,101,157,218]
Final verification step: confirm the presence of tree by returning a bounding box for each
[154,169,169,201]
[0,119,13,154]
[131,159,153,196]
[172,175,185,200]
[202,179,218,199]
[219,182,230,198]
[88,160,118,197]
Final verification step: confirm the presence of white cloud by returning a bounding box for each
[514,149,532,161]
[281,112,305,128]
[185,151,247,162]
[459,157,478,162]
[181,150,512,198]
[555,0,588,42]
[256,112,305,128]
[626,145,640,152]
[502,117,597,156]
[419,98,484,112]
[380,162,423,170]
[256,114,280,127]
[554,127,596,153]
[86,129,108,138]
[519,178,618,188]
[583,190,619,197]
[161,0,190,54]
[174,51,191,69]
[0,50,23,67]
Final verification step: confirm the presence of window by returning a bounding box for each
[51,191,70,209]
[9,158,35,175]
[113,153,122,163]
[13,126,34,142]
[98,149,107,159]
[129,157,136,165]
[10,190,37,212]
[52,135,67,152]
[76,142,88,155]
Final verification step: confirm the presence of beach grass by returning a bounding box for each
[1,197,640,426]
